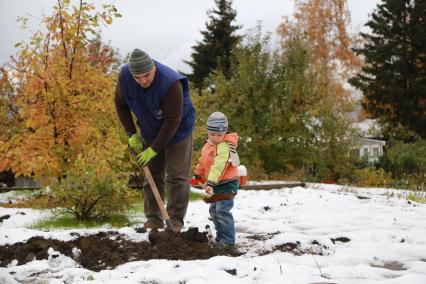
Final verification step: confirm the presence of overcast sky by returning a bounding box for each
[0,0,380,73]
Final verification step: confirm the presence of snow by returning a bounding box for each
[1,183,426,283]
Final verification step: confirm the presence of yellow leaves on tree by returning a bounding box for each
[277,0,362,99]
[0,0,124,184]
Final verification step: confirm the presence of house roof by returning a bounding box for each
[356,135,386,146]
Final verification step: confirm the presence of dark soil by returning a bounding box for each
[273,241,303,255]
[330,237,350,244]
[259,241,302,256]
[259,240,330,256]
[247,232,280,241]
[225,268,237,275]
[356,195,370,200]
[0,214,10,223]
[0,227,241,272]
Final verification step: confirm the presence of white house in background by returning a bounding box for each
[352,119,386,163]
[354,136,386,163]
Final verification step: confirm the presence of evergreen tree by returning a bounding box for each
[185,0,240,94]
[350,0,426,139]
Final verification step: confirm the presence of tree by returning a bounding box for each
[350,0,426,139]
[386,139,426,190]
[274,0,360,179]
[0,0,125,184]
[203,26,356,179]
[277,0,361,99]
[0,67,17,148]
[185,0,241,94]
[206,29,276,168]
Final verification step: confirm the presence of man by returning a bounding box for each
[115,49,195,232]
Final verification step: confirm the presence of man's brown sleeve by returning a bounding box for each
[114,74,137,135]
[150,80,183,152]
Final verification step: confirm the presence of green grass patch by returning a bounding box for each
[31,195,145,230]
[189,190,205,201]
[22,188,204,230]
[407,193,426,204]
[128,201,144,214]
[32,214,137,230]
[30,192,203,230]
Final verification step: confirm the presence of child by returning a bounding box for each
[191,112,240,248]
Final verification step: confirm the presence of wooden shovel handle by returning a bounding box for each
[129,147,175,232]
[142,166,171,222]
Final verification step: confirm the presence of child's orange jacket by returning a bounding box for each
[194,132,239,186]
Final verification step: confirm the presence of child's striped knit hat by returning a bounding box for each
[207,112,228,134]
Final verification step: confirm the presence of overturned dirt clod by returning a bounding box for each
[0,228,241,271]
[225,268,237,275]
[258,240,330,256]
[0,215,10,223]
[259,241,302,256]
[148,227,238,260]
[330,237,350,244]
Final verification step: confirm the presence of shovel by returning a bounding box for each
[130,148,175,232]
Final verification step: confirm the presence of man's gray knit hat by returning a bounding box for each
[128,48,154,75]
[207,112,228,134]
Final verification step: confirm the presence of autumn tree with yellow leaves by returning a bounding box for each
[0,0,125,185]
[277,0,361,100]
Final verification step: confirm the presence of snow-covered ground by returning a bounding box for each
[1,183,426,284]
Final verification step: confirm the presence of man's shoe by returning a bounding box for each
[170,219,183,232]
[143,218,164,230]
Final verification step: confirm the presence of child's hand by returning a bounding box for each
[204,186,213,196]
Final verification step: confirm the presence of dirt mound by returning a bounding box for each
[0,228,240,271]
[259,240,330,256]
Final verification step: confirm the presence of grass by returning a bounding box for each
[128,201,144,213]
[0,189,40,205]
[189,189,206,201]
[0,192,59,209]
[28,189,204,230]
[30,194,145,229]
[407,193,426,204]
[4,189,40,197]
[1,184,204,230]
[32,214,136,230]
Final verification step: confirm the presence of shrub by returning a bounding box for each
[386,139,426,190]
[52,154,132,221]
[353,167,393,188]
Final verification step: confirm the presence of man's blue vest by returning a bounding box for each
[120,61,195,146]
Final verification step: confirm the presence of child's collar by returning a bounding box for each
[206,138,221,145]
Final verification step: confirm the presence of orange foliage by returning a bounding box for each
[277,0,362,99]
[0,0,124,184]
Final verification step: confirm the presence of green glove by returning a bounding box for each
[136,147,157,166]
[128,133,144,154]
